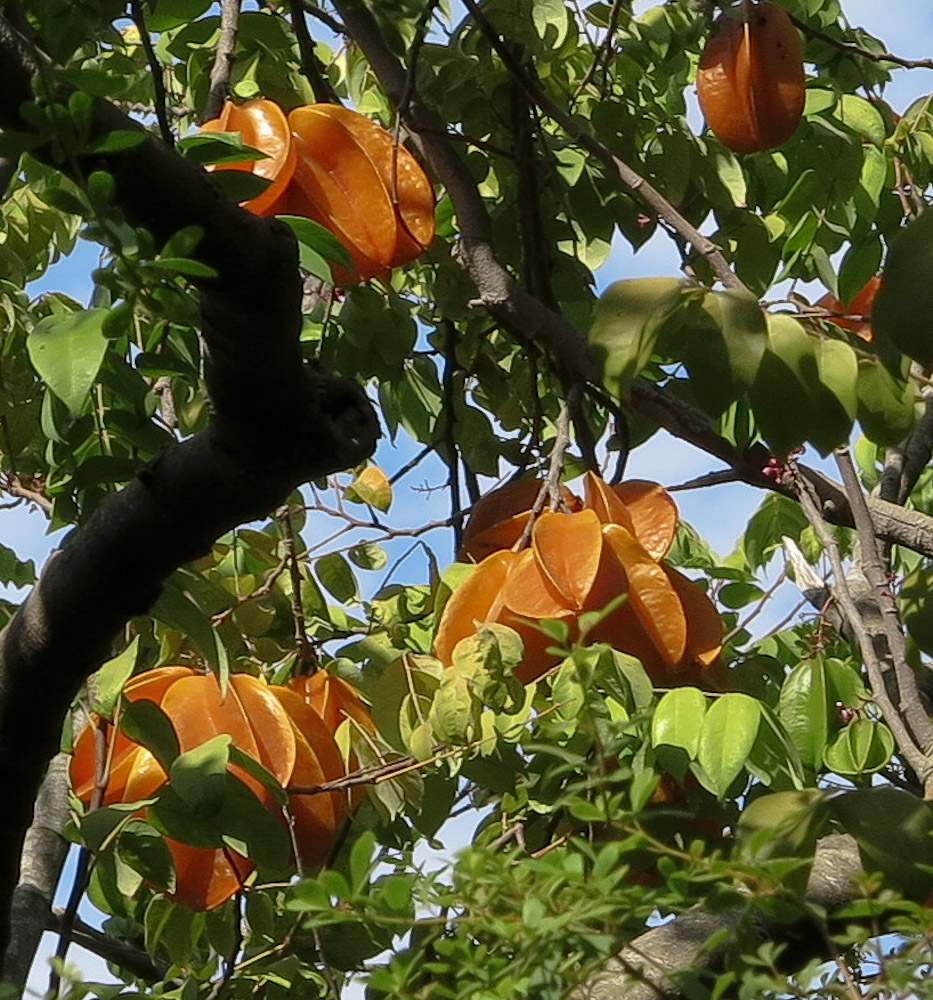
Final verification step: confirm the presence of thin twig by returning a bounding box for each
[299,0,345,37]
[667,469,744,493]
[288,0,341,104]
[513,396,576,552]
[460,0,744,290]
[129,0,174,146]
[211,552,289,625]
[572,0,625,99]
[441,320,463,552]
[2,476,52,514]
[789,13,933,71]
[723,570,787,644]
[281,505,318,671]
[396,0,440,120]
[203,0,241,122]
[877,387,933,504]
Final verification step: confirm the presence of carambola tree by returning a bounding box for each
[1,1,933,998]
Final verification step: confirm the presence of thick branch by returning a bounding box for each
[3,757,71,992]
[328,0,933,566]
[0,13,378,976]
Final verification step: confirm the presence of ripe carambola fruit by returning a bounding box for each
[434,474,725,687]
[815,276,881,343]
[697,1,805,155]
[70,667,347,910]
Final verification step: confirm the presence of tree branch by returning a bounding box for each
[459,0,744,291]
[793,464,933,793]
[288,0,341,105]
[202,0,241,123]
[3,757,71,992]
[0,12,378,974]
[329,0,933,568]
[574,834,864,1000]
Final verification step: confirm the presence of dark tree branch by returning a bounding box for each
[129,0,174,146]
[48,908,168,982]
[288,0,341,104]
[459,0,744,291]
[202,0,242,123]
[878,388,933,504]
[0,12,378,976]
[3,757,71,992]
[329,0,933,565]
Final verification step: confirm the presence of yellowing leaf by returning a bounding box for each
[347,465,392,512]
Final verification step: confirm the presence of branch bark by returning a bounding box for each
[331,0,933,564]
[573,834,864,1000]
[0,14,379,978]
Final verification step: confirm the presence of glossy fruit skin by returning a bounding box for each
[434,474,725,686]
[70,668,346,910]
[200,100,435,283]
[200,99,297,215]
[816,275,882,342]
[697,1,805,155]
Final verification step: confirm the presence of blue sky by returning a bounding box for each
[15,2,933,993]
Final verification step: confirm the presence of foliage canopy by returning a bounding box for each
[2,1,933,998]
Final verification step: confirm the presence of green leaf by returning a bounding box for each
[695,693,761,798]
[152,570,230,684]
[830,788,933,900]
[874,209,933,367]
[209,170,272,204]
[836,94,886,146]
[87,130,147,153]
[370,655,442,753]
[899,565,933,655]
[27,308,109,416]
[748,314,819,456]
[149,257,218,279]
[89,636,139,717]
[776,658,829,771]
[117,821,175,893]
[589,277,687,398]
[147,0,212,33]
[809,339,858,455]
[651,687,707,758]
[699,288,767,397]
[738,789,827,860]
[169,734,231,815]
[345,465,392,512]
[278,215,354,271]
[228,746,287,807]
[119,700,179,773]
[315,552,359,603]
[347,542,388,571]
[856,359,918,446]
[0,542,36,589]
[176,132,269,165]
[429,671,474,743]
